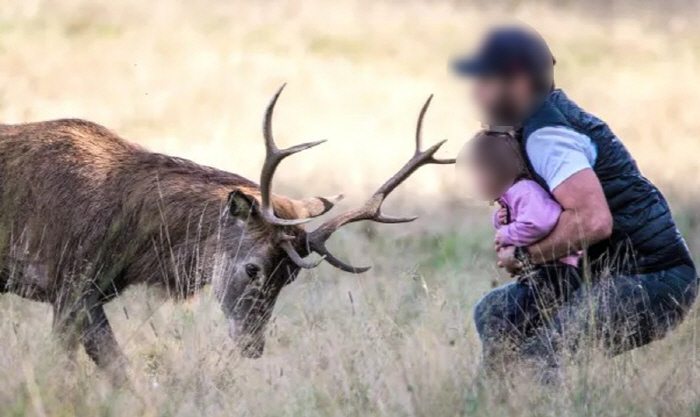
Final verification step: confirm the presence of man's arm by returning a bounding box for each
[526,168,613,264]
[497,126,612,273]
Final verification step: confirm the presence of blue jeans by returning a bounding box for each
[474,263,698,371]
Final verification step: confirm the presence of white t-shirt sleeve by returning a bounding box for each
[525,126,597,191]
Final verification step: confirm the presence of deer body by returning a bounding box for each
[0,119,250,297]
[0,119,290,363]
[0,86,454,373]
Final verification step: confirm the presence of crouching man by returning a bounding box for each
[453,25,698,376]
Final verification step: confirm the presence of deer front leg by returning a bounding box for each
[81,303,126,371]
[53,294,127,382]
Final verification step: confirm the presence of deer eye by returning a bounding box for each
[244,263,261,278]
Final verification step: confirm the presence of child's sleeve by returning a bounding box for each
[496,181,562,247]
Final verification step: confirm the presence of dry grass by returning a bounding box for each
[0,0,699,415]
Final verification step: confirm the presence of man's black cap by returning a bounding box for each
[453,25,555,88]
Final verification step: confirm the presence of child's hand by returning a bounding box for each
[494,230,505,250]
[496,207,508,225]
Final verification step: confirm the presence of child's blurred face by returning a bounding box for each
[457,133,521,201]
[467,157,511,201]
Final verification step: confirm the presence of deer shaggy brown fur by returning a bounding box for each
[0,87,454,375]
[0,118,299,366]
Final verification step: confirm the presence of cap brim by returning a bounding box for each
[452,56,492,77]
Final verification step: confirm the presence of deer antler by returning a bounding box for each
[305,95,456,273]
[254,87,454,272]
[259,84,330,226]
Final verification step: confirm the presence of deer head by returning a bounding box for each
[213,85,455,357]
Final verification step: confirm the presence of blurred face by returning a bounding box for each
[471,73,534,125]
[465,156,512,201]
[457,133,523,201]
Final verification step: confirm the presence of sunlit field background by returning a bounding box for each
[1,0,700,415]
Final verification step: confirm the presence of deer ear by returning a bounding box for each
[227,190,259,218]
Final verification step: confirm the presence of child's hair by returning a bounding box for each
[468,130,529,185]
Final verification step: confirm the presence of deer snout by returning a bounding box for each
[241,338,265,359]
[228,318,266,359]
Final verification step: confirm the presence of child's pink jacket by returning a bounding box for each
[493,179,579,267]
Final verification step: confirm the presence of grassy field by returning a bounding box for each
[1,0,700,415]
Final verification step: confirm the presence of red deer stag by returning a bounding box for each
[0,85,454,370]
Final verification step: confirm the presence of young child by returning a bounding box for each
[465,130,579,277]
[465,130,583,374]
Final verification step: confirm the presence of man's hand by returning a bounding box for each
[497,246,523,274]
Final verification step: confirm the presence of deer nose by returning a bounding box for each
[241,340,264,359]
[244,263,261,278]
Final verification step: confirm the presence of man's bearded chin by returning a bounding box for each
[485,94,525,127]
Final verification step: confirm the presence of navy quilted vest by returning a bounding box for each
[520,89,691,274]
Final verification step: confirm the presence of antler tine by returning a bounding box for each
[280,240,325,269]
[260,84,326,226]
[415,95,457,164]
[311,241,371,274]
[305,95,456,273]
[414,94,431,155]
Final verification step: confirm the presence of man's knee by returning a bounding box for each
[473,295,491,338]
[473,283,522,338]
